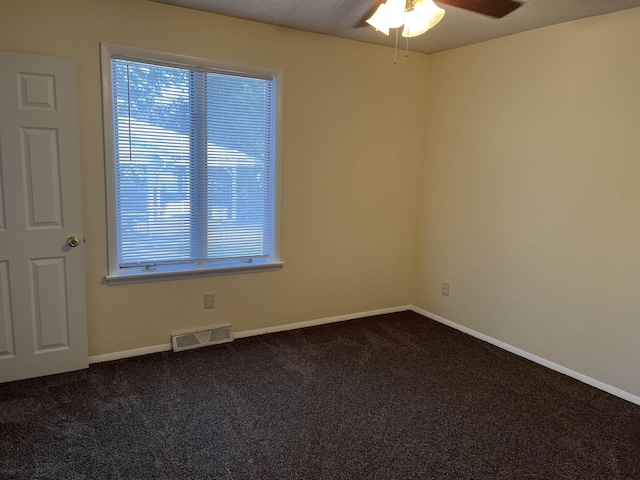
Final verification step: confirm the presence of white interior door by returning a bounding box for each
[0,51,88,383]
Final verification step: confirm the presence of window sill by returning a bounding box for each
[105,260,284,285]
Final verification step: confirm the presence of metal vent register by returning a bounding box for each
[172,324,234,352]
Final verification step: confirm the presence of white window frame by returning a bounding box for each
[100,43,283,284]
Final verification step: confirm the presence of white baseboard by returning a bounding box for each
[410,306,640,407]
[233,305,412,339]
[89,343,172,364]
[88,305,411,364]
[88,304,640,406]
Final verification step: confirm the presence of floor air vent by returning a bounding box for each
[172,324,233,352]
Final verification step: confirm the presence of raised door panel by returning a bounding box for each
[18,73,57,110]
[21,128,63,229]
[30,258,69,352]
[0,262,15,358]
[0,151,5,232]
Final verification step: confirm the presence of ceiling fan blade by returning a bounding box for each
[354,0,385,28]
[436,0,522,18]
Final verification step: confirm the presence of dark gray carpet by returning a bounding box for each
[1,311,639,479]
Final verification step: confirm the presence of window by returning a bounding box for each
[101,44,283,283]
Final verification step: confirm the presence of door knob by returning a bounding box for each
[67,235,80,248]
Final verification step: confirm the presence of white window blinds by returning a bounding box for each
[111,58,275,267]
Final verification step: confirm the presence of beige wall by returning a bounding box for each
[417,8,640,396]
[0,0,428,356]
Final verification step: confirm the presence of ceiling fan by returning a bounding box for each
[357,0,522,38]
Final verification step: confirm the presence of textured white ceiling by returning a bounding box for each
[151,0,640,54]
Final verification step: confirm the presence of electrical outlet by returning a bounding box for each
[204,293,215,309]
[442,282,450,296]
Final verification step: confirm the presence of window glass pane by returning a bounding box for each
[205,73,272,259]
[113,60,192,265]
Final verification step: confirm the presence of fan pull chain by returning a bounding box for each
[394,28,399,65]
[405,35,409,58]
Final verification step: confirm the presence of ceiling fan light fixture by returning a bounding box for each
[384,0,408,27]
[366,4,391,35]
[367,0,445,39]
[366,0,408,34]
[402,0,445,37]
